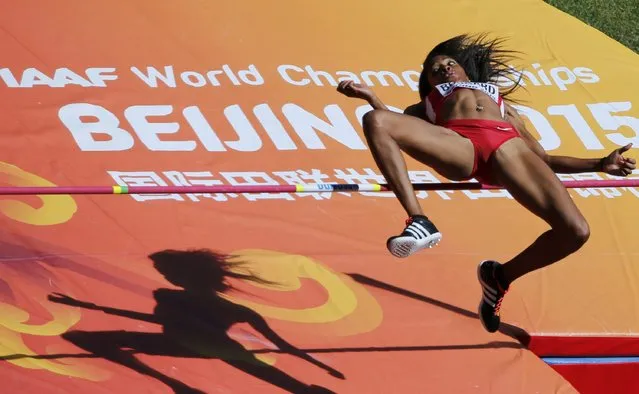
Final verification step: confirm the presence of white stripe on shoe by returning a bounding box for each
[406,228,422,239]
[484,285,498,296]
[411,222,431,238]
[482,290,497,306]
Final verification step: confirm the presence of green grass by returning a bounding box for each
[544,0,639,53]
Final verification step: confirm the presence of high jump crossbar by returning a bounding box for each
[0,179,637,195]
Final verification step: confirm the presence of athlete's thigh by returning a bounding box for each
[376,111,476,180]
[491,138,585,228]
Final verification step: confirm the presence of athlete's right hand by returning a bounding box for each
[337,80,375,101]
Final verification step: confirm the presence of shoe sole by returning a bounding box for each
[386,233,442,258]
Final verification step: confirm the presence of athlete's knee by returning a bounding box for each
[573,218,591,246]
[362,110,390,136]
[557,215,590,250]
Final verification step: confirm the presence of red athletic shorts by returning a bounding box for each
[442,118,521,186]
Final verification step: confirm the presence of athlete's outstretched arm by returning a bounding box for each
[337,80,388,109]
[505,104,636,176]
[337,80,425,119]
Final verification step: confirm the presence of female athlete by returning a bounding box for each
[336,34,636,332]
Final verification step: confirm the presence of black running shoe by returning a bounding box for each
[477,260,509,333]
[386,215,441,258]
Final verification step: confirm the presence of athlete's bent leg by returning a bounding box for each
[476,138,590,332]
[361,110,475,257]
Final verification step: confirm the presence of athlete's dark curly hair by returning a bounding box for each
[418,33,523,102]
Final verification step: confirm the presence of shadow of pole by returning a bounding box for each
[347,273,531,346]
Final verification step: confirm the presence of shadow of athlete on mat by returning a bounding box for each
[47,249,343,394]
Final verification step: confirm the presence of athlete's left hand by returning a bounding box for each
[601,143,636,176]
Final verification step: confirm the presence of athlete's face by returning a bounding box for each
[426,55,469,86]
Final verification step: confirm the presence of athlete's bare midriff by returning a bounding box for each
[437,89,505,124]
